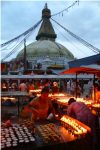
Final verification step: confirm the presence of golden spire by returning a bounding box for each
[36,4,57,41]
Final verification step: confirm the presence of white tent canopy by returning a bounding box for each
[82,64,100,70]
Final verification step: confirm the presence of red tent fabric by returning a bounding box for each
[1,63,6,72]
[60,67,100,75]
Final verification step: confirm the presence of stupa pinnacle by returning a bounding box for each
[36,3,57,41]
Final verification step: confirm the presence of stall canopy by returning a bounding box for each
[60,66,100,98]
[83,64,100,70]
[60,66,100,75]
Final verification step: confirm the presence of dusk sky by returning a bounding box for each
[1,0,100,61]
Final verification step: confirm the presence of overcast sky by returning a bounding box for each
[1,0,100,61]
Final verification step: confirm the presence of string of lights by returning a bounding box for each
[1,39,20,51]
[1,20,42,61]
[53,23,88,56]
[51,0,79,17]
[1,20,42,48]
[51,18,100,54]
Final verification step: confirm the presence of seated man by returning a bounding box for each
[52,82,59,94]
[67,98,95,128]
[67,98,96,146]
[21,86,55,121]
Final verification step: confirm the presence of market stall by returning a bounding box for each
[1,91,29,117]
[60,66,100,132]
[60,66,100,100]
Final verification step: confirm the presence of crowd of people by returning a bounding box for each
[66,79,100,101]
[1,78,100,150]
[1,78,100,101]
